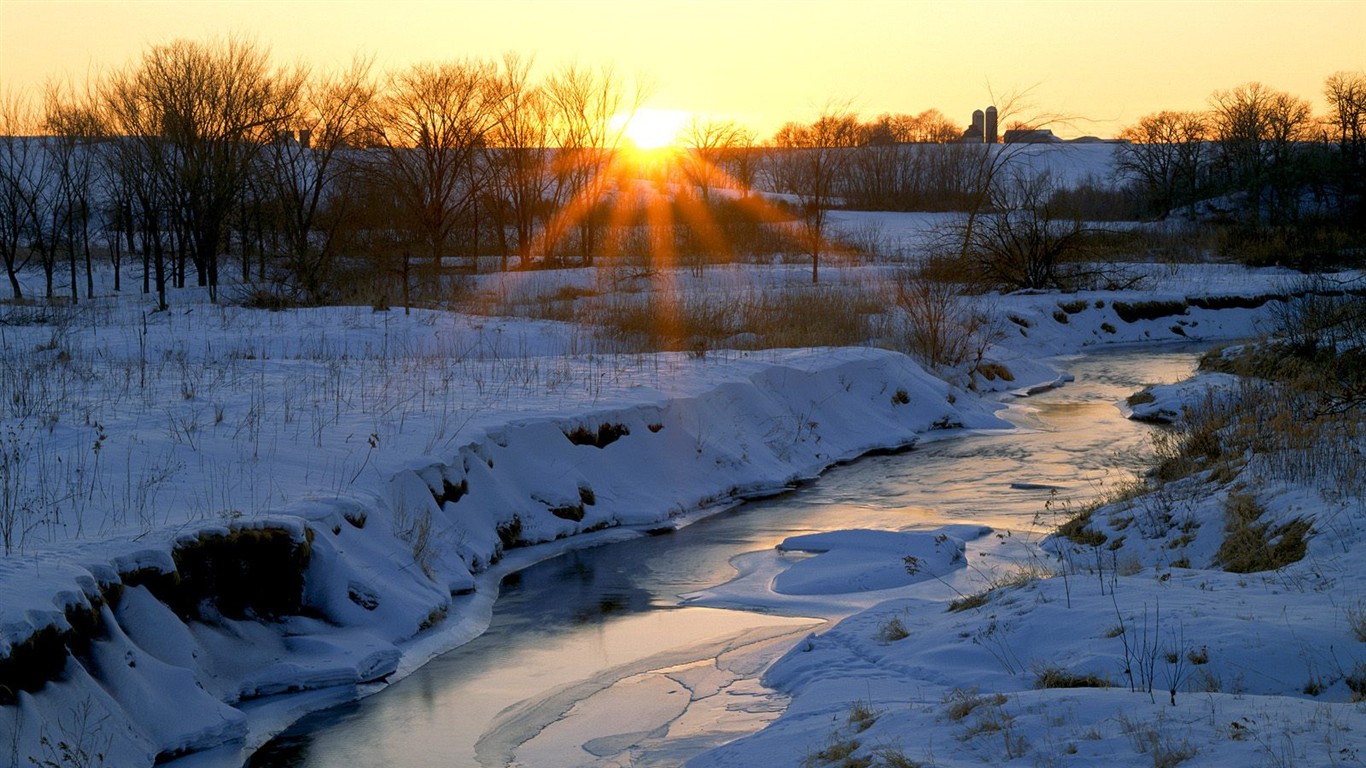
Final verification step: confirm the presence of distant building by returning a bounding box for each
[959,106,999,143]
[959,107,1124,144]
[1002,128,1062,144]
[961,109,985,142]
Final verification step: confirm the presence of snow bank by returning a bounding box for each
[0,339,1009,764]
[0,258,1320,765]
[691,315,1366,768]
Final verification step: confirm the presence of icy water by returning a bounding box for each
[247,345,1204,768]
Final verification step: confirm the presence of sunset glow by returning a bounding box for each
[2,1,1362,139]
[620,109,690,151]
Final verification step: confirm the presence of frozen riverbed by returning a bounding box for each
[242,346,1202,768]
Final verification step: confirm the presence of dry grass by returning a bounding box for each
[465,271,890,354]
[1346,601,1366,643]
[803,701,883,768]
[877,615,910,642]
[944,688,1007,722]
[947,591,990,613]
[1032,665,1114,689]
[1214,492,1311,573]
[1118,712,1198,768]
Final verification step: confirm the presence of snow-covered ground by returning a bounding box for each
[1,248,1360,767]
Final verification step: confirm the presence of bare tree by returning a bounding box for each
[866,109,959,145]
[101,64,174,308]
[1115,110,1209,218]
[485,53,555,271]
[369,58,504,290]
[100,36,302,303]
[541,64,644,266]
[959,170,1116,291]
[1323,71,1366,225]
[891,268,1004,377]
[42,78,103,302]
[679,117,745,204]
[0,91,66,301]
[952,89,1047,263]
[0,92,42,299]
[1209,82,1314,225]
[770,104,862,283]
[266,55,375,302]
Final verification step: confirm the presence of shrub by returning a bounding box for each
[889,272,1004,374]
[496,516,523,550]
[877,615,910,642]
[1126,390,1156,406]
[873,749,924,768]
[548,503,584,522]
[1057,508,1107,547]
[976,362,1014,381]
[803,738,865,768]
[1347,662,1366,701]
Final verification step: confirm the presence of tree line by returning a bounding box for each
[1115,75,1365,267]
[0,40,658,307]
[1,36,1362,306]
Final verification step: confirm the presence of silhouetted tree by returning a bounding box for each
[962,170,1094,291]
[770,105,862,283]
[0,93,42,299]
[266,55,375,302]
[542,64,642,265]
[368,58,505,290]
[1209,82,1314,225]
[680,117,745,204]
[101,64,173,308]
[100,37,302,303]
[1324,71,1366,226]
[865,110,959,145]
[42,78,103,302]
[485,53,554,270]
[1115,110,1209,218]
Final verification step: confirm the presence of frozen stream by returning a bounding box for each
[246,346,1204,768]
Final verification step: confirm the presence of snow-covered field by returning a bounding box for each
[2,234,1362,767]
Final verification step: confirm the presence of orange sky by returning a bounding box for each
[2,0,1363,139]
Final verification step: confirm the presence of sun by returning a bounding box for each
[619,108,690,151]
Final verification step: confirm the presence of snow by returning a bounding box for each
[2,231,1361,766]
[771,528,968,595]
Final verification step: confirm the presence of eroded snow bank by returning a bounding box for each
[1,345,1010,765]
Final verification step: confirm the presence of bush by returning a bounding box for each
[889,271,1003,374]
